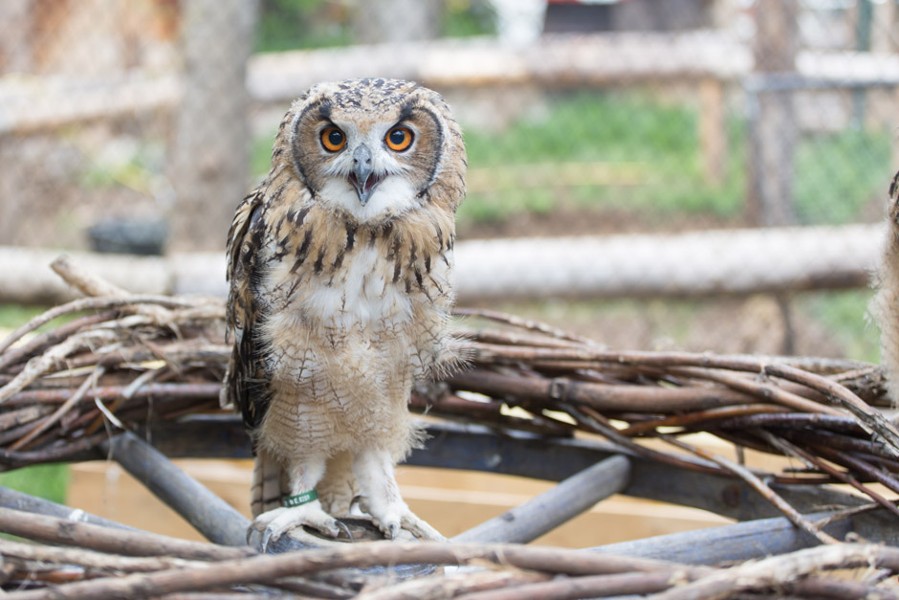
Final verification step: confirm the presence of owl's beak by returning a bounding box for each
[349,144,383,205]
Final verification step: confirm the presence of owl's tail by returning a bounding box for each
[250,450,284,517]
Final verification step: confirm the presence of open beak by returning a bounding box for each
[348,144,384,205]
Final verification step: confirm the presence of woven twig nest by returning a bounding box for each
[2,257,899,597]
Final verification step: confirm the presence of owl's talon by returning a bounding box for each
[252,503,342,549]
[384,522,400,540]
[363,499,443,541]
[401,514,445,541]
[336,519,354,541]
[261,527,276,552]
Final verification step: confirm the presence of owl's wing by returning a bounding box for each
[222,188,270,433]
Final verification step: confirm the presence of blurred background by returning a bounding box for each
[1,0,897,544]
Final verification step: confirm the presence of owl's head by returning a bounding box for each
[277,78,466,224]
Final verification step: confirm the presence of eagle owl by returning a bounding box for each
[222,78,466,545]
[874,171,899,404]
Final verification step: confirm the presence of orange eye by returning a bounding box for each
[385,126,414,152]
[320,126,346,152]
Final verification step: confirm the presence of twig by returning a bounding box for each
[50,255,177,326]
[0,537,205,572]
[668,365,842,416]
[456,570,694,600]
[813,444,899,495]
[359,569,550,600]
[620,404,787,436]
[0,485,136,530]
[648,543,899,600]
[0,507,254,561]
[565,404,721,474]
[11,366,104,450]
[0,330,120,405]
[755,430,899,519]
[453,307,598,345]
[661,435,840,545]
[0,295,198,356]
[2,542,706,600]
[0,311,117,371]
[449,369,755,413]
[762,363,899,459]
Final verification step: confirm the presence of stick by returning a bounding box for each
[661,435,839,545]
[455,570,693,600]
[0,507,253,561]
[453,307,597,345]
[650,543,899,600]
[0,295,198,356]
[0,330,119,404]
[449,369,755,413]
[0,537,205,572]
[3,541,706,600]
[0,485,135,531]
[101,431,250,547]
[453,455,630,543]
[757,431,899,518]
[0,311,117,371]
[620,404,787,436]
[51,255,176,325]
[593,510,853,564]
[359,570,550,600]
[11,367,104,450]
[668,365,842,416]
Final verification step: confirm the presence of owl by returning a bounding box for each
[874,171,899,404]
[222,78,466,546]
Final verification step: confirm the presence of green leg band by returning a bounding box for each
[283,489,318,508]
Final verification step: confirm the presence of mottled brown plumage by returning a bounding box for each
[222,78,466,544]
[873,171,899,404]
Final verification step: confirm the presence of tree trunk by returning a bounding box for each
[169,0,258,252]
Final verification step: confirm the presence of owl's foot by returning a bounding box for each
[357,496,445,541]
[251,503,350,551]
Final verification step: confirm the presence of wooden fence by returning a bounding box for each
[0,222,883,305]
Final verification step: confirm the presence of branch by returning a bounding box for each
[0,507,253,561]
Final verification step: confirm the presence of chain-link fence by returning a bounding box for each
[0,0,896,359]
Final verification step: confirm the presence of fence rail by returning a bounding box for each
[0,222,883,305]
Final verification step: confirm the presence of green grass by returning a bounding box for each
[0,304,45,330]
[459,91,747,226]
[0,464,69,505]
[256,0,351,52]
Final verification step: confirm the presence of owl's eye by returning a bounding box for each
[385,126,414,152]
[320,126,346,152]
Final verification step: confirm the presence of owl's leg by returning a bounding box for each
[352,449,444,541]
[251,454,342,546]
[317,451,356,518]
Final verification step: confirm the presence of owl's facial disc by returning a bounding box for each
[348,144,385,205]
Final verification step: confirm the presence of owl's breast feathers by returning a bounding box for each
[223,169,457,444]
